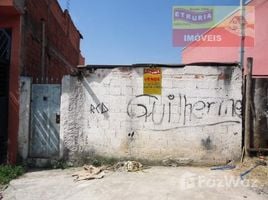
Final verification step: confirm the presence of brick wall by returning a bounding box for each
[21,0,83,83]
[61,65,242,165]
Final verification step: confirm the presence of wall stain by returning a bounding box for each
[201,136,213,150]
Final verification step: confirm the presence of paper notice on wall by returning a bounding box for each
[143,68,162,95]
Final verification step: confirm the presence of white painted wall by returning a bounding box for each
[61,65,242,164]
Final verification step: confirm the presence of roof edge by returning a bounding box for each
[77,62,239,69]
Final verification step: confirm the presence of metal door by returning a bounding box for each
[29,84,61,158]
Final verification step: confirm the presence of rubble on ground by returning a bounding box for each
[162,158,193,167]
[72,165,107,181]
[113,161,143,172]
[72,161,143,181]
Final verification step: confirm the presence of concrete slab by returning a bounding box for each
[2,167,268,200]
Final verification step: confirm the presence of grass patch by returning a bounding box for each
[0,165,25,185]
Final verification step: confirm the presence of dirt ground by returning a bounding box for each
[2,163,268,200]
[232,157,268,195]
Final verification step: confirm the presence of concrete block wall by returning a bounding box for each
[61,65,242,164]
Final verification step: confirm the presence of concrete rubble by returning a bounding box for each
[72,165,107,181]
[72,161,144,181]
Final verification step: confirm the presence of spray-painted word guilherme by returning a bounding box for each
[127,94,241,131]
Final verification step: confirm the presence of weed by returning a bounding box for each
[0,165,25,185]
[52,159,70,169]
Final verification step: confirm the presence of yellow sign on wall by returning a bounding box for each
[143,67,162,95]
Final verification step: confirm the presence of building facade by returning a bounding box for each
[182,0,267,76]
[0,0,84,164]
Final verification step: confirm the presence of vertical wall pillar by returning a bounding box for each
[245,57,253,156]
[18,77,32,161]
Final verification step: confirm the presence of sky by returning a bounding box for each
[58,0,242,65]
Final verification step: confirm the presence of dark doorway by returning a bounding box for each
[0,28,11,163]
[252,78,268,149]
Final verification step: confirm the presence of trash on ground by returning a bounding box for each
[114,161,143,172]
[240,160,267,180]
[211,165,236,170]
[72,161,143,181]
[162,158,193,167]
[72,165,107,181]
[211,160,236,171]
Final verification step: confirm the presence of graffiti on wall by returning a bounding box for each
[127,94,241,131]
[90,102,109,114]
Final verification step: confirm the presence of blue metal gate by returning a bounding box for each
[29,84,61,158]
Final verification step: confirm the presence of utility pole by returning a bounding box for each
[245,57,253,156]
[240,0,246,68]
